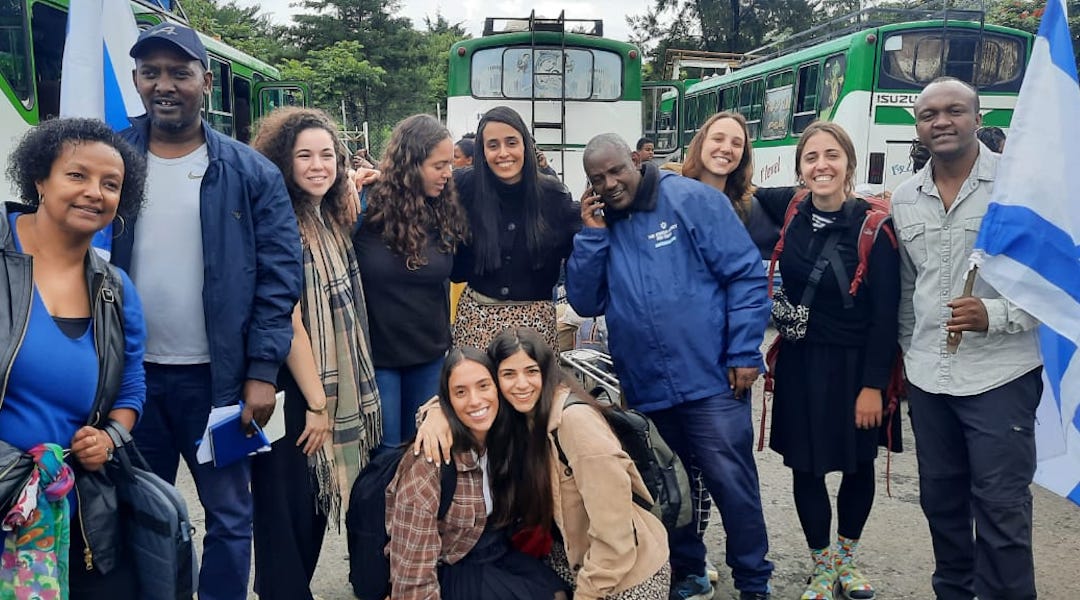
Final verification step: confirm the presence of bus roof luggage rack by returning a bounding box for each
[483,12,603,37]
[135,0,188,21]
[663,49,746,80]
[742,4,986,65]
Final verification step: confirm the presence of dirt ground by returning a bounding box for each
[178,342,1080,599]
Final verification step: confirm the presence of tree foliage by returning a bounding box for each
[184,0,469,154]
[987,0,1080,66]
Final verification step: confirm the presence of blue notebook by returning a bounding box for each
[208,410,271,468]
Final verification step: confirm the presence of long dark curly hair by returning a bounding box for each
[251,107,353,236]
[6,117,146,224]
[682,111,757,223]
[365,114,468,268]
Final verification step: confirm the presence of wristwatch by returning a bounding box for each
[104,443,114,462]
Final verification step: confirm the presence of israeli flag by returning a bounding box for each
[60,0,145,257]
[971,0,1080,506]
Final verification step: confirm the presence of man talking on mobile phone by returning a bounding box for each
[567,134,773,600]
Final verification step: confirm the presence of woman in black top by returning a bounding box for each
[451,106,579,352]
[769,122,900,600]
[683,111,786,260]
[354,114,468,447]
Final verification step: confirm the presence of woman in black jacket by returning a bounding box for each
[450,106,580,352]
[1,118,147,598]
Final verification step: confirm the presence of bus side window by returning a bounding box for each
[0,0,33,107]
[233,76,251,143]
[762,71,794,140]
[720,86,737,113]
[793,62,820,134]
[682,95,699,147]
[30,3,65,120]
[207,57,234,137]
[739,78,764,140]
[819,53,846,119]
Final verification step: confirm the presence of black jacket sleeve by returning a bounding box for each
[861,225,901,390]
[754,186,799,227]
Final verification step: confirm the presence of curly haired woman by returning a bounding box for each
[353,114,469,447]
[250,107,383,599]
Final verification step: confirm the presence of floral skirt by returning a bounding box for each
[452,287,559,353]
[546,541,672,599]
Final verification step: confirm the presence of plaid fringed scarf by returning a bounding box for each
[300,218,383,528]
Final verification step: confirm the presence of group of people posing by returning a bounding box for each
[0,19,1041,600]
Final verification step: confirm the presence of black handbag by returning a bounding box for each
[0,439,34,516]
[771,230,850,341]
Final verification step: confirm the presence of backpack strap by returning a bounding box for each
[436,458,457,520]
[758,337,783,452]
[767,188,809,297]
[798,230,844,308]
[850,209,897,297]
[552,396,655,514]
[551,393,586,470]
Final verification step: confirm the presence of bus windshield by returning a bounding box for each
[878,29,1026,92]
[471,46,622,100]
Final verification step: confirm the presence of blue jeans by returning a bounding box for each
[375,356,444,446]
[135,363,253,600]
[645,394,774,593]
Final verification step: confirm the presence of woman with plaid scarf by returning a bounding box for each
[250,107,383,600]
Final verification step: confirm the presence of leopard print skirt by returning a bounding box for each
[546,541,672,599]
[452,287,559,353]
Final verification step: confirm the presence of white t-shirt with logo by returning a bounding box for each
[131,145,211,364]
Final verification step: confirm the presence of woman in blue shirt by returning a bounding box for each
[1,118,148,598]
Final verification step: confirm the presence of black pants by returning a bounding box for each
[792,462,876,550]
[251,371,328,600]
[908,368,1041,600]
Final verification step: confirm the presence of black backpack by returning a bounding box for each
[346,446,456,600]
[553,395,693,531]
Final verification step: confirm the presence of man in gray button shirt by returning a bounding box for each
[891,77,1042,600]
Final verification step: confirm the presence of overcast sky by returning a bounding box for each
[243,0,646,43]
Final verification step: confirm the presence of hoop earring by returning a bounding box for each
[38,193,44,205]
[112,214,126,239]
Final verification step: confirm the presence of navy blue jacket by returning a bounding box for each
[115,117,302,407]
[567,166,770,412]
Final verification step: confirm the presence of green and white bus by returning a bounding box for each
[0,0,305,165]
[446,12,643,193]
[645,10,1034,192]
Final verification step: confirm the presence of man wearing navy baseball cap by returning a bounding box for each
[117,20,302,600]
[129,21,209,69]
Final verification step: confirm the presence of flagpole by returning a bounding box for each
[946,266,979,354]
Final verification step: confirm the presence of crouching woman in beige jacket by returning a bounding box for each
[416,328,670,599]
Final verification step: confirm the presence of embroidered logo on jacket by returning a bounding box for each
[648,221,679,248]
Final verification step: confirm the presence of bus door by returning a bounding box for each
[642,81,684,163]
[884,139,919,192]
[253,81,309,122]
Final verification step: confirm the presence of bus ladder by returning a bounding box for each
[528,10,568,182]
[939,0,988,89]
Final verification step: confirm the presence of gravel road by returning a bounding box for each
[177,352,1080,599]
